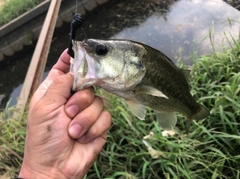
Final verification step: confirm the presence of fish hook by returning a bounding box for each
[67,13,84,58]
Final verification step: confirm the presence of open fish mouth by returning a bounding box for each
[70,40,101,91]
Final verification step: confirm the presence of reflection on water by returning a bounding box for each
[1,0,240,108]
[0,52,32,108]
[110,0,240,63]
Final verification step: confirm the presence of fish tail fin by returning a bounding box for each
[192,104,210,120]
[185,105,210,134]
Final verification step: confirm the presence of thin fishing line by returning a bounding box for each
[75,0,88,39]
[81,27,88,39]
[75,0,78,14]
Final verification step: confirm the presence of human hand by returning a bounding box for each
[18,50,112,179]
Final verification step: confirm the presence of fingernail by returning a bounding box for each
[69,124,82,138]
[66,105,79,118]
[78,135,86,143]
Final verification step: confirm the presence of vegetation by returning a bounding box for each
[1,38,240,178]
[0,110,26,177]
[0,0,45,26]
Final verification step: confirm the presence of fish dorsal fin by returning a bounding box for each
[126,100,146,120]
[156,111,177,131]
[181,69,191,82]
[136,85,169,99]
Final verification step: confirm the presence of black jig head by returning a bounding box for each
[67,13,84,58]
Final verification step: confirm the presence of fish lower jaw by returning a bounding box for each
[73,75,130,91]
[73,77,101,91]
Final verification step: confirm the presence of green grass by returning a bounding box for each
[0,0,45,26]
[0,107,26,177]
[1,40,240,178]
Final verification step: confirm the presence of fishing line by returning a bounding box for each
[75,0,78,14]
[75,0,88,40]
[81,26,88,40]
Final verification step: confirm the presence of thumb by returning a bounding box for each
[36,73,73,109]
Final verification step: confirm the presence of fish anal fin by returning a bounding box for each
[156,111,177,131]
[136,85,168,99]
[185,118,192,135]
[126,100,146,120]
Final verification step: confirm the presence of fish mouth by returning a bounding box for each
[70,39,146,92]
[70,40,100,91]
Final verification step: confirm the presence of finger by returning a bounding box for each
[89,130,108,155]
[68,96,104,139]
[66,131,108,178]
[82,130,108,162]
[30,49,71,107]
[46,49,71,81]
[65,87,95,118]
[78,110,112,143]
[36,74,73,112]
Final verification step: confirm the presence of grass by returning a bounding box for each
[0,107,26,177]
[0,0,45,26]
[1,38,240,178]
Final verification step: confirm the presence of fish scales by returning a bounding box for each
[70,39,210,132]
[139,44,199,115]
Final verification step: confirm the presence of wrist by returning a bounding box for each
[19,160,67,179]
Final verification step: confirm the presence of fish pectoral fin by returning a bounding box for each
[136,85,169,99]
[126,100,146,120]
[156,111,177,131]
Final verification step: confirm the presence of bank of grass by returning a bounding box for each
[0,0,45,26]
[1,43,240,178]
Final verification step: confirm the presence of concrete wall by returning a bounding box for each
[0,0,109,62]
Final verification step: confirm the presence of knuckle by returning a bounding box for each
[95,96,104,106]
[79,91,93,106]
[72,89,94,109]
[90,126,98,136]
[102,111,112,126]
[84,112,97,124]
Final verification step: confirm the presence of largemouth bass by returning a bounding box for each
[70,39,210,132]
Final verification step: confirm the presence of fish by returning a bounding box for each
[70,39,210,132]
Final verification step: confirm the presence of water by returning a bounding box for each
[1,0,240,108]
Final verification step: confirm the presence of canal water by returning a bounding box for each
[0,0,240,108]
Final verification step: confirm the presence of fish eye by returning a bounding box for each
[95,44,108,55]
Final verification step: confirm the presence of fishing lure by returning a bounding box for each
[67,13,84,58]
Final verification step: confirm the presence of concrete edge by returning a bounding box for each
[0,0,110,62]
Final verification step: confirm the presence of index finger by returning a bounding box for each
[46,49,71,81]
